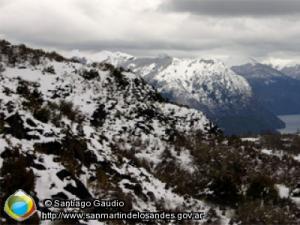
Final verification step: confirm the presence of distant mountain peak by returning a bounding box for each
[268,62,300,80]
[232,62,288,80]
[111,54,283,134]
[232,62,300,115]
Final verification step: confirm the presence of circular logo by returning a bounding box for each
[4,190,37,221]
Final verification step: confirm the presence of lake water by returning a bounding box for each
[278,114,300,134]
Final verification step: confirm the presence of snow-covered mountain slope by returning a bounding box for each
[264,60,300,80]
[0,40,224,225]
[1,41,300,225]
[125,56,252,111]
[277,64,300,80]
[101,53,284,134]
[237,62,289,79]
[232,63,300,115]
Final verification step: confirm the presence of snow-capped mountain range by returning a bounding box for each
[124,56,252,110]
[94,53,253,108]
[96,52,284,134]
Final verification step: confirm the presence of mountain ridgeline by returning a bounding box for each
[275,63,300,80]
[232,62,300,115]
[100,54,285,135]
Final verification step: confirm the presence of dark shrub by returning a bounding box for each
[34,141,62,155]
[290,135,300,154]
[91,104,107,127]
[261,134,284,150]
[17,80,44,112]
[227,135,242,146]
[43,65,56,74]
[59,100,82,122]
[98,62,114,71]
[112,68,129,87]
[208,174,240,206]
[142,108,157,119]
[81,69,99,80]
[46,51,65,62]
[33,106,51,123]
[16,80,31,96]
[62,134,87,161]
[4,113,32,139]
[27,88,44,109]
[46,102,62,126]
[246,174,278,201]
[5,101,15,113]
[205,121,224,137]
[92,168,112,191]
[2,87,12,96]
[151,92,165,102]
[0,39,10,48]
[58,131,97,173]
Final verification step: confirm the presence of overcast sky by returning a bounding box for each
[1,0,300,65]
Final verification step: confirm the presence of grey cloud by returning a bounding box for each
[1,32,224,53]
[162,0,300,17]
[1,0,300,63]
